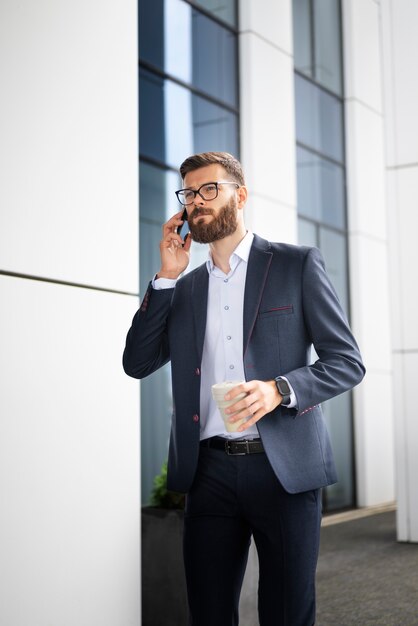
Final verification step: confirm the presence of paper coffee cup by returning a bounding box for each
[211,381,248,432]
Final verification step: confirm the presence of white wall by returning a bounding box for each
[239,0,297,243]
[0,0,139,293]
[381,0,418,542]
[342,0,395,507]
[0,1,141,623]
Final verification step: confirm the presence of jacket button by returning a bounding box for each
[195,368,200,375]
[192,414,199,422]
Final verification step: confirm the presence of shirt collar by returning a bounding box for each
[206,231,254,274]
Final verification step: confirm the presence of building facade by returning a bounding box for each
[137,0,402,518]
[1,0,417,624]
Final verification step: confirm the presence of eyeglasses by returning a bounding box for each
[175,181,240,206]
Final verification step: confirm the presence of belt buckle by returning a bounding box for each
[225,440,248,456]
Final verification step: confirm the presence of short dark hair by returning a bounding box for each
[179,152,245,186]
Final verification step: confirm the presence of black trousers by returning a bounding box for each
[183,445,322,626]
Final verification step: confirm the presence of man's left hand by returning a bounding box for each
[224,380,282,433]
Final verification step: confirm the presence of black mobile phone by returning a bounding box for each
[176,208,190,243]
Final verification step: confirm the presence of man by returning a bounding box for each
[123,152,365,625]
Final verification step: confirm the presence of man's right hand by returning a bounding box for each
[157,210,193,279]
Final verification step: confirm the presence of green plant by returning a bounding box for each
[149,461,185,509]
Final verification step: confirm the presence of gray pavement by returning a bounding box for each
[316,510,418,625]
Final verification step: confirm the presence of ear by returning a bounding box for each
[237,185,248,209]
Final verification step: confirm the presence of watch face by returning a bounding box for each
[277,379,290,396]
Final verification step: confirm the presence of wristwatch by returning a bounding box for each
[275,377,291,406]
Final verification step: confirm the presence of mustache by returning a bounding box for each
[189,207,214,220]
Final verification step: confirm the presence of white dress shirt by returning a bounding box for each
[153,231,296,440]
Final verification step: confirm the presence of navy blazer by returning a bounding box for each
[123,235,365,494]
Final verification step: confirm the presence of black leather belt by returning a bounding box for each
[200,436,264,456]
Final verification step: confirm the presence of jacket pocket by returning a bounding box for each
[258,305,294,319]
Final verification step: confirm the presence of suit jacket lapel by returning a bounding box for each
[191,264,209,363]
[243,235,273,356]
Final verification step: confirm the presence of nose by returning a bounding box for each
[194,195,206,207]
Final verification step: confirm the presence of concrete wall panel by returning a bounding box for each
[0,0,139,293]
[0,276,140,625]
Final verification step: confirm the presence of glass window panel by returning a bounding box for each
[192,96,238,156]
[139,162,210,503]
[165,80,194,167]
[319,226,348,314]
[140,356,172,506]
[192,9,238,107]
[293,0,313,78]
[164,0,193,83]
[193,0,237,27]
[297,217,317,247]
[294,74,344,163]
[139,0,237,107]
[139,165,176,505]
[322,392,354,510]
[313,0,343,95]
[139,162,180,225]
[139,0,165,70]
[296,146,346,229]
[139,69,238,168]
[139,69,166,164]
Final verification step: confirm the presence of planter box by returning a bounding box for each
[142,507,259,625]
[142,508,188,626]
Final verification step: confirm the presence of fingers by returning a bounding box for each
[223,380,281,432]
[160,231,186,248]
[226,391,259,420]
[224,381,252,401]
[162,211,186,238]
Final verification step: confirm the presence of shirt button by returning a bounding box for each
[229,365,234,370]
[227,335,232,340]
[224,279,228,283]
[224,305,229,310]
[192,414,199,422]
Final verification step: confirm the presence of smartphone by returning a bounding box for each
[176,208,190,244]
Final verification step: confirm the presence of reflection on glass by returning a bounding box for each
[165,0,192,84]
[319,226,348,315]
[139,69,238,168]
[295,74,344,163]
[139,165,175,504]
[293,0,312,78]
[139,69,166,164]
[298,216,353,511]
[139,0,237,107]
[140,162,179,224]
[192,9,237,106]
[138,0,239,506]
[139,0,164,70]
[297,147,345,229]
[322,392,354,510]
[139,163,211,503]
[313,0,343,95]
[193,0,236,27]
[192,96,238,156]
[293,0,343,96]
[165,80,194,168]
[297,217,317,248]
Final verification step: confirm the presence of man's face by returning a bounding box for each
[183,164,239,244]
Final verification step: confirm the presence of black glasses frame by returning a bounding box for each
[175,181,240,206]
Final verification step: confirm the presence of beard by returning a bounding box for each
[188,196,238,244]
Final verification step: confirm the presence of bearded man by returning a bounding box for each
[123,152,365,626]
